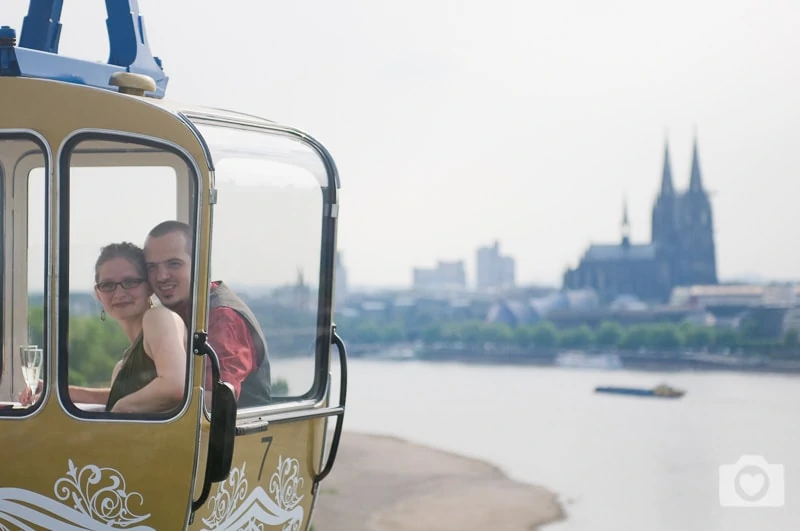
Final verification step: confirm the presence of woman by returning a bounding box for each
[20,242,187,413]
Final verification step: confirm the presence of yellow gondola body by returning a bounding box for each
[0,9,346,529]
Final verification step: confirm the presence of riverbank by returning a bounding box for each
[311,431,565,531]
[348,343,800,374]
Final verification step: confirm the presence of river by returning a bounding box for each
[279,357,799,530]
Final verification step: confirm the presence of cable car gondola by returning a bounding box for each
[0,2,347,529]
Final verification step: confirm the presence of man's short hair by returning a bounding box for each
[148,220,191,239]
[145,219,192,254]
[147,220,193,253]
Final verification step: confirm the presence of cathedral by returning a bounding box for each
[563,138,718,303]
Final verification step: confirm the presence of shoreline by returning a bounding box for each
[348,345,800,375]
[311,431,565,531]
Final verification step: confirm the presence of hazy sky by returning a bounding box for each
[6,0,800,288]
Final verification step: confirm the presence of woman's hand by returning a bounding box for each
[18,379,43,406]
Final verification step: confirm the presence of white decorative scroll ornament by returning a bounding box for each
[201,456,305,531]
[0,459,153,530]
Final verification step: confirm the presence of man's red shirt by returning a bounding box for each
[175,282,258,400]
[206,304,259,399]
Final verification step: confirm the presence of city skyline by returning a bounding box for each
[342,230,798,294]
[342,134,796,291]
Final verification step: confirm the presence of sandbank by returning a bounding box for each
[311,431,565,531]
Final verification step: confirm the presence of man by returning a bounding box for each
[143,220,271,407]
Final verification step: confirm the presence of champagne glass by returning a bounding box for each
[19,345,43,403]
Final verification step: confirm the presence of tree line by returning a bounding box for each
[337,317,800,355]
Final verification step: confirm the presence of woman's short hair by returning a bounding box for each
[94,242,147,283]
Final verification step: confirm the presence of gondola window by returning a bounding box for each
[58,135,197,418]
[0,135,47,414]
[199,124,329,409]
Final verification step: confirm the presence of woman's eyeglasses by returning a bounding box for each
[95,278,146,293]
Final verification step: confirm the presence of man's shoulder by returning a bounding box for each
[210,305,239,318]
[209,280,249,305]
[209,280,237,298]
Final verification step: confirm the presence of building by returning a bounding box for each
[413,260,467,291]
[486,289,600,327]
[783,306,800,337]
[563,137,718,303]
[269,269,313,310]
[670,284,800,309]
[476,240,516,291]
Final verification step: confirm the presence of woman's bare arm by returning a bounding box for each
[68,386,112,405]
[110,307,187,413]
[19,380,113,407]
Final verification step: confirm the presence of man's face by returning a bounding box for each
[144,231,192,309]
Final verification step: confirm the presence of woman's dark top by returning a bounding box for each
[105,332,157,412]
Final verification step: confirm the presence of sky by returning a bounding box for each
[6,0,800,289]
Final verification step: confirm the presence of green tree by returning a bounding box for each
[458,321,484,343]
[738,316,763,340]
[382,323,406,342]
[512,325,537,347]
[477,323,513,344]
[65,316,128,386]
[25,307,129,387]
[421,323,443,344]
[620,325,650,349]
[272,377,289,396]
[715,327,739,349]
[684,326,715,348]
[440,322,463,342]
[649,323,684,348]
[352,321,383,343]
[559,325,593,348]
[595,321,623,347]
[28,306,45,346]
[784,329,799,348]
[531,322,558,348]
[404,308,446,339]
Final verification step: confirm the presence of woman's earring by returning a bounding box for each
[100,309,106,322]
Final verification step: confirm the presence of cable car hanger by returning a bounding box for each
[1,0,167,98]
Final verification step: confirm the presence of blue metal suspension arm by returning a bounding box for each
[1,0,168,97]
[18,0,63,53]
[104,0,164,73]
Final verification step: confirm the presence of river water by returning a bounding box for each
[279,357,799,530]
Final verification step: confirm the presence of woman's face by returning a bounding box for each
[94,257,153,322]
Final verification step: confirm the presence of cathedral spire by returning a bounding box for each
[659,139,674,196]
[689,132,704,193]
[652,138,677,248]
